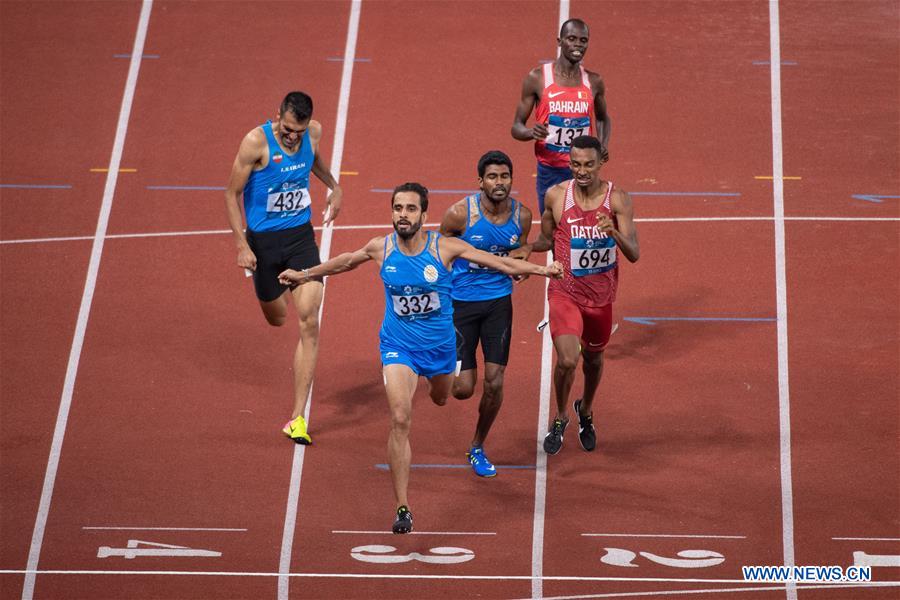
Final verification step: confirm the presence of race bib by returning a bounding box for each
[391,291,441,319]
[467,250,509,272]
[267,184,310,213]
[546,115,590,154]
[570,237,616,276]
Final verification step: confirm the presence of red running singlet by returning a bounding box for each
[548,179,618,307]
[534,62,594,168]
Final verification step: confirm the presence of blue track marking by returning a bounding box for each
[146,185,226,190]
[113,53,159,59]
[852,194,899,204]
[624,317,776,326]
[375,463,535,470]
[0,184,72,189]
[371,188,521,195]
[629,192,741,197]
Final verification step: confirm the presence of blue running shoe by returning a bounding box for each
[466,447,497,477]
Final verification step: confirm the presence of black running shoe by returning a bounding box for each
[574,399,596,452]
[543,418,569,455]
[392,505,413,534]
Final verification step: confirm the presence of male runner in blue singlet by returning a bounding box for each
[440,151,533,477]
[279,183,561,533]
[224,91,343,445]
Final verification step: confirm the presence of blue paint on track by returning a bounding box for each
[625,316,776,326]
[371,188,519,195]
[0,184,72,189]
[852,194,899,204]
[630,192,741,197]
[375,463,535,470]
[146,185,226,191]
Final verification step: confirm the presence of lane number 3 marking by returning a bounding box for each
[351,545,474,564]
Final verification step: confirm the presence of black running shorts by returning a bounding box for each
[452,294,513,371]
[246,222,322,302]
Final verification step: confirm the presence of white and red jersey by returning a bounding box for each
[548,179,618,307]
[534,62,594,168]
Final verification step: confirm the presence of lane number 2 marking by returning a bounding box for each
[601,547,725,569]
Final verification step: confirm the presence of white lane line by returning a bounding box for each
[21,3,153,599]
[3,216,897,245]
[531,5,569,598]
[532,258,553,600]
[582,533,747,539]
[832,537,900,541]
[82,527,246,532]
[331,530,497,536]
[768,4,796,600]
[5,570,900,587]
[277,2,361,599]
[517,581,900,600]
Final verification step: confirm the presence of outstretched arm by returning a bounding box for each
[279,236,382,285]
[443,236,562,279]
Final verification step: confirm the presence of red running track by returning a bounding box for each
[1,1,897,599]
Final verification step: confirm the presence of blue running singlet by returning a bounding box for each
[451,195,523,302]
[379,231,455,350]
[243,121,315,232]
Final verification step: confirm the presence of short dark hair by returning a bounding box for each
[391,182,429,212]
[477,150,513,179]
[559,18,589,38]
[280,91,313,121]
[571,135,604,158]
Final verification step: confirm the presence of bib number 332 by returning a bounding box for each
[392,292,440,318]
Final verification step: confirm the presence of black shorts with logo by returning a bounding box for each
[246,221,321,302]
[452,295,513,371]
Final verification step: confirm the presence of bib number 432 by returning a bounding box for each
[267,187,310,213]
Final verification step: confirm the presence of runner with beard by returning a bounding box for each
[439,151,533,477]
[279,182,561,533]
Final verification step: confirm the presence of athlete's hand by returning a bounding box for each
[597,214,616,235]
[278,269,305,286]
[599,145,610,163]
[544,261,564,279]
[531,122,549,140]
[237,245,257,271]
[509,245,532,261]
[323,185,343,225]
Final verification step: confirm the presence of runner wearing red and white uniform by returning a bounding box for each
[517,136,639,455]
[512,18,611,214]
